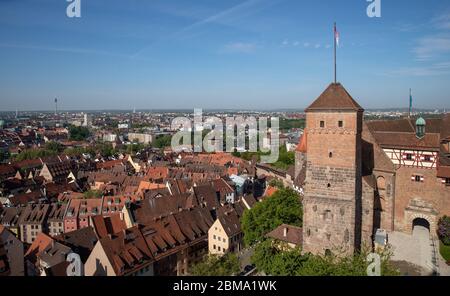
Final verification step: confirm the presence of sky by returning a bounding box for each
[1,0,450,111]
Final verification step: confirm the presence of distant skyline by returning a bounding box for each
[1,0,450,111]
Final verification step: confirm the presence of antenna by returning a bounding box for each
[55,98,58,115]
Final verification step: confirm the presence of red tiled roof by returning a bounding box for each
[305,83,364,112]
[24,232,54,263]
[264,186,278,197]
[266,224,303,246]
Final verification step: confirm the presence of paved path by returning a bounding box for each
[389,227,434,275]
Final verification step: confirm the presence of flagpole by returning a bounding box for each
[409,88,412,118]
[334,22,337,84]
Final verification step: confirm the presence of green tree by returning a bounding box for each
[279,118,306,131]
[153,135,172,149]
[83,190,103,199]
[69,126,91,141]
[296,248,399,276]
[95,143,116,157]
[241,188,302,246]
[191,253,240,276]
[13,148,58,162]
[252,239,307,276]
[252,241,399,276]
[272,146,295,170]
[268,179,285,189]
[45,141,63,153]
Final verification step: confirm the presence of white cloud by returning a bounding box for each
[432,12,450,30]
[222,42,257,53]
[385,62,450,77]
[314,44,321,49]
[413,34,450,61]
[303,42,310,48]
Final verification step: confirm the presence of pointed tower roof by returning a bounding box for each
[305,83,364,112]
[296,132,307,153]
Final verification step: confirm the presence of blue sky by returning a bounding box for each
[1,0,450,111]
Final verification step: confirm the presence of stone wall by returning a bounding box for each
[393,165,450,234]
[302,110,363,256]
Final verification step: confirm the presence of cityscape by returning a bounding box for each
[0,0,449,284]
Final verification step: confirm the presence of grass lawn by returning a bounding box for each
[439,241,450,263]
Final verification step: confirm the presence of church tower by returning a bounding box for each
[302,83,364,255]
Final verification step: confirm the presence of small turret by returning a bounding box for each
[415,117,426,138]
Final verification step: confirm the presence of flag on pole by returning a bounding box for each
[334,24,340,47]
[409,89,413,117]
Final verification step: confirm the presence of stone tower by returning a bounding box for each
[302,83,364,256]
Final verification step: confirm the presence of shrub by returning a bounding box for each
[437,216,450,246]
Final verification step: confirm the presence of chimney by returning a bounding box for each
[283,227,288,238]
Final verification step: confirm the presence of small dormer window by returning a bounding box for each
[320,121,325,128]
[338,121,343,128]
[416,117,426,138]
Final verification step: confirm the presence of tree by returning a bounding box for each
[153,135,172,149]
[190,254,240,276]
[69,126,91,141]
[241,187,302,246]
[252,239,306,276]
[268,179,284,189]
[272,146,295,170]
[252,240,399,276]
[45,141,63,153]
[95,143,116,157]
[13,148,57,162]
[83,190,103,199]
[295,248,399,276]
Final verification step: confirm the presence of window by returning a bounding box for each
[320,121,325,128]
[218,246,221,251]
[213,235,216,240]
[412,175,424,183]
[213,245,216,250]
[329,152,333,158]
[338,121,343,128]
[223,238,226,243]
[446,178,450,186]
[424,155,431,162]
[406,154,413,160]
